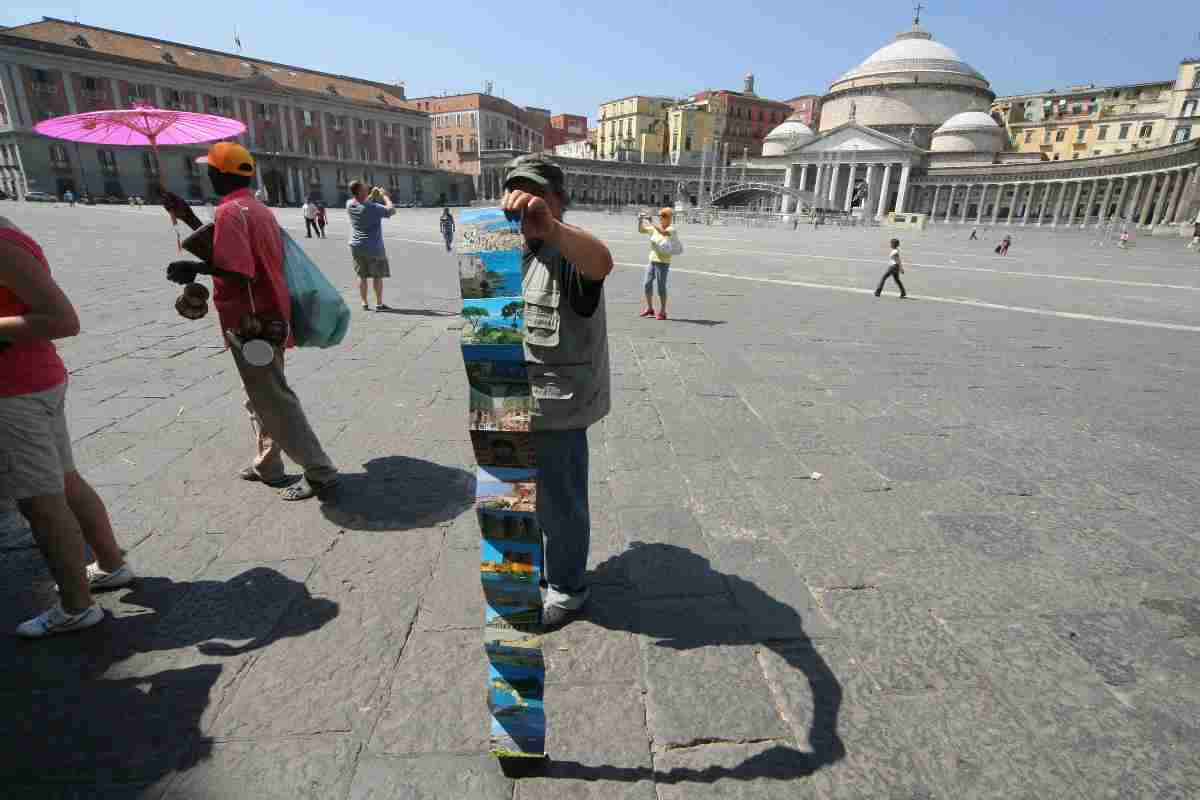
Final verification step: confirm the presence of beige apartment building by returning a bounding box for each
[993,59,1200,162]
[595,95,675,162]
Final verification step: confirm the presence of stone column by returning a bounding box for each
[1096,179,1116,226]
[319,110,330,157]
[1166,167,1190,223]
[876,162,893,220]
[1067,181,1084,226]
[895,163,911,214]
[961,184,972,223]
[991,184,1004,224]
[977,184,989,224]
[1006,184,1020,225]
[827,160,840,205]
[931,185,942,219]
[781,165,794,214]
[1023,183,1038,224]
[798,164,809,195]
[1175,166,1200,223]
[843,164,855,212]
[864,163,877,216]
[944,185,956,223]
[1119,176,1139,220]
[1080,180,1098,227]
[1049,182,1065,226]
[1138,173,1159,227]
[1152,171,1175,225]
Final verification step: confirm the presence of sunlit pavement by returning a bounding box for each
[2,201,1198,798]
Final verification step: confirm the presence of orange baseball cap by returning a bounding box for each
[195,141,255,176]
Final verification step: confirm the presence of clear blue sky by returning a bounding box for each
[4,0,1197,119]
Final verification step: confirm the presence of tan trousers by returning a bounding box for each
[231,345,338,485]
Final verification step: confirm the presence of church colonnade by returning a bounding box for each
[910,165,1198,228]
[780,158,914,219]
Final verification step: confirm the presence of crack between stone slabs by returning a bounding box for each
[360,526,446,750]
[210,730,354,743]
[657,735,793,753]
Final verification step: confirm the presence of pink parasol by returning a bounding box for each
[34,105,246,193]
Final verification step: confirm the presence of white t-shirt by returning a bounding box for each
[889,248,900,267]
[302,202,316,219]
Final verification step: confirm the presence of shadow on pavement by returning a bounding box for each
[661,318,726,327]
[538,542,844,783]
[0,562,338,796]
[319,455,474,531]
[372,307,457,317]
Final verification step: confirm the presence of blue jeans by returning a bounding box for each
[643,261,670,299]
[532,429,590,600]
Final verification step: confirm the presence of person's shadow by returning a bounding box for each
[526,542,844,784]
[0,558,338,793]
[319,455,474,532]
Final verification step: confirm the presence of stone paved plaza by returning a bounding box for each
[2,201,1199,799]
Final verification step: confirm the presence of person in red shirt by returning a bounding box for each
[163,142,338,501]
[0,215,133,638]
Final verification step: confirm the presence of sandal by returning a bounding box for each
[639,308,654,318]
[279,477,340,501]
[237,466,291,488]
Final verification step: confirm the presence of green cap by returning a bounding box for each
[503,154,566,198]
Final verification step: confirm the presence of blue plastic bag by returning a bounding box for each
[279,228,350,348]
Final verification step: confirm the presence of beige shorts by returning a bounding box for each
[351,250,391,278]
[0,382,76,500]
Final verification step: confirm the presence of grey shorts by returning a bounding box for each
[352,250,391,278]
[644,261,670,294]
[0,382,76,500]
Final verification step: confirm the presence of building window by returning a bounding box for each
[1075,128,1086,143]
[1097,125,1108,141]
[1139,123,1153,138]
[1183,99,1198,118]
[258,103,272,120]
[1193,71,1200,89]
[1174,125,1193,144]
[1118,124,1131,140]
[335,144,345,160]
[49,144,69,167]
[359,118,369,132]
[360,148,370,162]
[1055,129,1066,142]
[305,140,317,156]
[303,110,313,127]
[332,115,343,131]
[30,68,51,85]
[308,166,321,185]
[1042,130,1053,144]
[336,168,348,186]
[97,149,118,173]
[455,136,463,151]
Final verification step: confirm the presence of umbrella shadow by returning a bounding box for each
[319,455,474,531]
[0,560,338,794]
[529,542,844,783]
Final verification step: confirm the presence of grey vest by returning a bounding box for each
[521,244,611,431]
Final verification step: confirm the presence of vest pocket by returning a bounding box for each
[523,302,560,348]
[527,363,580,402]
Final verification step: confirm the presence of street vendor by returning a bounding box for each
[161,141,339,501]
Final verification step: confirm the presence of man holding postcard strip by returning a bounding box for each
[501,155,613,630]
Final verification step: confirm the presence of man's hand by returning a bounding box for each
[167,260,208,285]
[502,190,557,243]
[162,192,202,231]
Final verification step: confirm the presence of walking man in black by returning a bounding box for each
[874,237,907,298]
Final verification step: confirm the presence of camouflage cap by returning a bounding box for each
[503,154,565,197]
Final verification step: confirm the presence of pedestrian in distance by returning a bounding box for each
[302,198,320,239]
[440,207,455,252]
[1187,220,1199,251]
[315,203,327,239]
[969,227,978,241]
[994,234,1011,256]
[0,214,134,638]
[346,181,395,311]
[637,207,676,320]
[501,154,614,630]
[874,237,907,298]
[162,142,340,502]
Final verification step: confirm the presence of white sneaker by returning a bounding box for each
[86,561,136,591]
[15,603,104,639]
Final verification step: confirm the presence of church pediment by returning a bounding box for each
[794,123,923,155]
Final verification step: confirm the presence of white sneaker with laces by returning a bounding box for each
[15,603,104,639]
[86,561,136,590]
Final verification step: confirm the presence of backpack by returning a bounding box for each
[279,228,350,347]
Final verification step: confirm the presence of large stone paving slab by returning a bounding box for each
[2,205,1199,797]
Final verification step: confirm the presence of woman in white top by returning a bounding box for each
[638,207,675,320]
[302,199,320,239]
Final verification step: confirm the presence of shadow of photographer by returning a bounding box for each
[319,455,474,532]
[533,542,844,784]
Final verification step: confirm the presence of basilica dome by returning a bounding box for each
[818,23,995,146]
[761,116,816,156]
[931,111,1007,153]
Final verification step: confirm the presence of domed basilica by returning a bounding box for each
[746,19,1199,231]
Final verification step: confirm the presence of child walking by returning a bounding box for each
[874,238,907,299]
